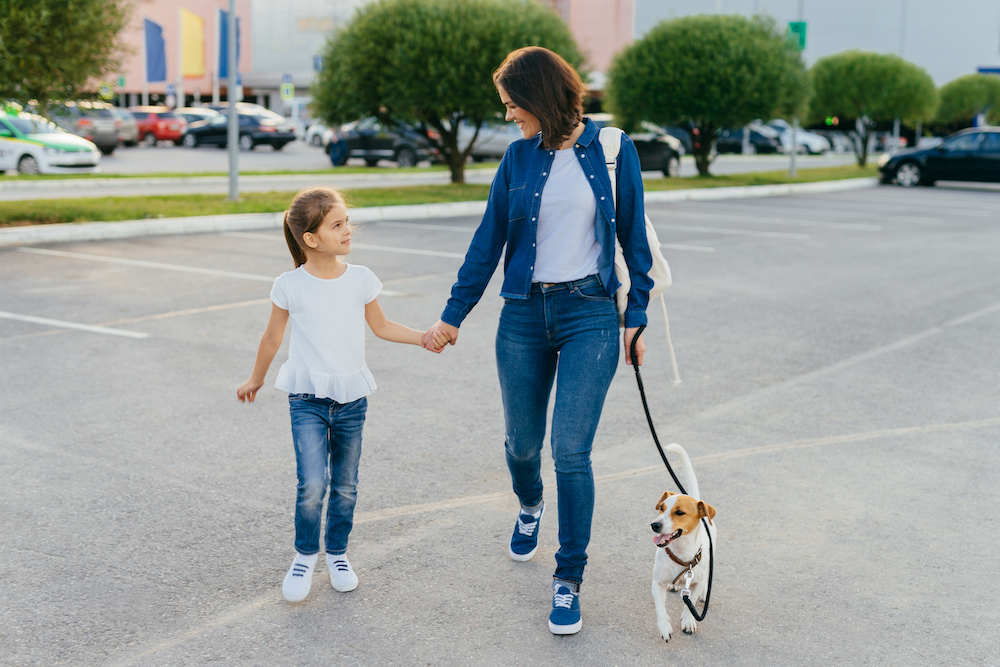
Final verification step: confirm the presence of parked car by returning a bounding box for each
[664,126,693,155]
[584,114,683,177]
[304,121,331,147]
[328,117,439,167]
[812,129,853,153]
[456,120,523,161]
[46,101,119,155]
[715,125,782,154]
[127,106,187,145]
[173,107,220,125]
[878,127,1000,187]
[111,108,139,146]
[181,112,296,151]
[766,119,831,154]
[0,111,101,174]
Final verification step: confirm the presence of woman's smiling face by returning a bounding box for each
[497,84,541,140]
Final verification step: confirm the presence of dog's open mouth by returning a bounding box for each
[653,530,682,548]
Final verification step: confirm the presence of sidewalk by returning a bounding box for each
[0,177,877,247]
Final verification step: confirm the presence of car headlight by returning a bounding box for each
[44,146,67,155]
[877,153,891,168]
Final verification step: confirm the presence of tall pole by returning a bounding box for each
[789,0,803,176]
[227,0,238,201]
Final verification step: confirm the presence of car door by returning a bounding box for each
[927,132,983,181]
[203,115,228,144]
[975,132,1000,182]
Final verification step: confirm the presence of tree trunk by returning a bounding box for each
[854,117,871,167]
[443,125,465,184]
[692,122,716,176]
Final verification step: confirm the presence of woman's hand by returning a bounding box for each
[624,328,645,367]
[423,320,459,353]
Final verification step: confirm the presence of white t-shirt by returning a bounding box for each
[532,147,601,283]
[270,264,382,403]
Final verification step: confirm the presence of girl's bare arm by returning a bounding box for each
[365,298,448,348]
[237,303,290,402]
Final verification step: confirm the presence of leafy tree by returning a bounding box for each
[809,50,937,167]
[934,73,1000,127]
[0,0,131,111]
[606,14,806,176]
[312,0,583,184]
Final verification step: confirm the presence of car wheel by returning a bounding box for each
[182,133,197,148]
[894,161,923,187]
[17,155,41,175]
[395,147,417,168]
[239,134,254,151]
[662,155,680,178]
[364,158,380,167]
[272,142,288,151]
[143,133,157,147]
[310,134,323,147]
[100,146,115,155]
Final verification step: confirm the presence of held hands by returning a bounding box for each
[422,320,459,354]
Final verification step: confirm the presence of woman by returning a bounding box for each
[423,46,653,635]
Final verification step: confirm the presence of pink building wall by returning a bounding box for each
[119,0,252,100]
[540,0,635,73]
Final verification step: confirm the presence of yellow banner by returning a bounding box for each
[180,8,204,77]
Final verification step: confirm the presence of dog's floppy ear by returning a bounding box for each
[697,501,717,524]
[656,491,676,512]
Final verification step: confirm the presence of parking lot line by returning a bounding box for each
[0,310,150,338]
[224,231,467,259]
[668,210,883,231]
[654,224,810,239]
[374,221,479,233]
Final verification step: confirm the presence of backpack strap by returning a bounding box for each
[599,126,624,207]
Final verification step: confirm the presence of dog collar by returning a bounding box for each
[664,546,702,585]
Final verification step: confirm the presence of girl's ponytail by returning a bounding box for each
[281,187,347,267]
[283,210,308,268]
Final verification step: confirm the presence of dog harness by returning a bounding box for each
[663,546,703,587]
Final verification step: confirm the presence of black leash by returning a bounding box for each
[630,324,714,622]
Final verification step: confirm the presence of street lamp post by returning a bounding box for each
[227,0,239,202]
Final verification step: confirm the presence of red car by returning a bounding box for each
[127,106,187,144]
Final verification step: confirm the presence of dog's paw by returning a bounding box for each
[681,610,698,635]
[658,624,672,642]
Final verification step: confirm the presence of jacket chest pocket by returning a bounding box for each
[508,182,527,222]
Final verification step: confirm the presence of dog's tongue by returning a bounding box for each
[653,534,670,547]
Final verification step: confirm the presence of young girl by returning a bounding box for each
[238,186,448,602]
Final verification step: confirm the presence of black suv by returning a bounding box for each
[328,118,440,167]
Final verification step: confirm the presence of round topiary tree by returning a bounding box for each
[606,14,807,176]
[809,50,937,166]
[312,0,584,183]
[934,73,1000,128]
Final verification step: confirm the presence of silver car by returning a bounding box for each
[47,101,120,155]
[111,108,139,147]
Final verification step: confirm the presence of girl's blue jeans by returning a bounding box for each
[288,393,367,556]
[496,275,620,585]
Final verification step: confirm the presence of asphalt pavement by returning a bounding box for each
[1,184,998,666]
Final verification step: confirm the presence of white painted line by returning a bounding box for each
[669,210,883,231]
[661,243,715,253]
[335,243,467,259]
[374,221,478,233]
[18,247,275,282]
[0,310,150,338]
[15,247,405,296]
[656,224,809,240]
[945,301,1000,327]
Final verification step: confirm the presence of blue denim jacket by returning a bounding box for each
[441,118,653,329]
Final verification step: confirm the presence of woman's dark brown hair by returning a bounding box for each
[493,46,585,150]
[282,187,347,267]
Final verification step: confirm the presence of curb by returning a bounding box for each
[0,178,877,248]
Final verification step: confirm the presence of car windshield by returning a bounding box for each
[158,111,178,119]
[5,115,63,135]
[943,133,983,151]
[79,106,115,118]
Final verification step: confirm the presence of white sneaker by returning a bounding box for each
[328,555,358,592]
[282,553,318,602]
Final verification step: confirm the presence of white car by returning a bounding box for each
[0,112,101,175]
[766,119,831,154]
[456,120,523,161]
[304,122,332,147]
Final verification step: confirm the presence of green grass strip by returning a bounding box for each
[0,164,877,227]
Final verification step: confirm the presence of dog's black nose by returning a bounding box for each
[651,522,662,532]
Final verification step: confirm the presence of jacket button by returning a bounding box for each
[611,218,615,222]
[535,193,539,196]
[542,172,546,176]
[590,175,594,178]
[600,196,605,200]
[532,217,536,221]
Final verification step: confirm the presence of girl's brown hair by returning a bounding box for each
[282,187,347,267]
[493,46,585,150]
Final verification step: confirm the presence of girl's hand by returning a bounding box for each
[624,328,645,367]
[423,320,459,354]
[237,379,264,403]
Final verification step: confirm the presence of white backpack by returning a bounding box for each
[600,126,680,385]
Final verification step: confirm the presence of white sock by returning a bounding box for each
[282,552,318,602]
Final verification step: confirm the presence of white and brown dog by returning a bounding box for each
[650,443,717,642]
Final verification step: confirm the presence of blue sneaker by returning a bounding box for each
[549,584,582,635]
[508,503,544,562]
